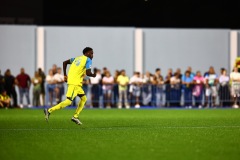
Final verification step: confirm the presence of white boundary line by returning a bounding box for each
[0,125,240,131]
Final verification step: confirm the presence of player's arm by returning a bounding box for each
[85,58,96,77]
[63,59,71,82]
[86,68,96,77]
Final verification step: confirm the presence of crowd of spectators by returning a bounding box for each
[1,65,240,109]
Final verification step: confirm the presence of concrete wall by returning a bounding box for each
[44,27,135,76]
[143,29,230,76]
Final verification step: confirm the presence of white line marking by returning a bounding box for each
[0,126,240,131]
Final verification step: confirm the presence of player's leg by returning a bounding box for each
[73,93,87,118]
[44,85,76,121]
[71,86,87,125]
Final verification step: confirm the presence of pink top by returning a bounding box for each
[193,76,205,84]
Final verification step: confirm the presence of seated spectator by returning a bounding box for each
[129,72,142,108]
[53,67,65,104]
[193,71,205,108]
[219,68,231,107]
[32,71,42,107]
[182,70,194,108]
[102,71,114,108]
[230,67,240,108]
[46,69,56,106]
[0,90,11,108]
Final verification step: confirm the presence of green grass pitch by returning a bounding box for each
[0,108,240,160]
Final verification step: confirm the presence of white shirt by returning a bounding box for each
[46,75,55,84]
[130,76,143,84]
[90,73,102,84]
[230,72,240,81]
[53,73,64,82]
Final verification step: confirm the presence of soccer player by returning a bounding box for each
[44,47,96,125]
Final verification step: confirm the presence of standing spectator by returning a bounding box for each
[182,70,194,108]
[113,70,120,107]
[90,68,102,108]
[4,69,18,108]
[165,68,173,107]
[0,90,11,108]
[32,71,42,107]
[230,67,240,108]
[129,72,142,108]
[142,71,152,106]
[117,69,130,109]
[52,64,58,75]
[193,71,205,108]
[38,68,46,106]
[218,68,231,107]
[102,71,114,108]
[0,70,5,93]
[16,68,31,108]
[53,67,65,104]
[170,72,182,107]
[204,66,218,107]
[46,69,56,106]
[186,66,195,78]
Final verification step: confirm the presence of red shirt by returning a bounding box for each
[16,74,31,88]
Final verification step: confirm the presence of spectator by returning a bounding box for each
[165,68,173,107]
[117,69,130,109]
[16,68,31,108]
[204,66,218,107]
[219,68,231,107]
[52,64,58,75]
[129,72,142,108]
[46,69,56,106]
[113,70,120,107]
[38,68,46,106]
[170,72,182,107]
[4,69,18,108]
[102,71,114,108]
[193,71,205,108]
[89,68,102,108]
[32,71,42,107]
[53,67,65,104]
[230,67,240,108]
[152,68,164,107]
[0,70,5,93]
[182,70,194,108]
[186,66,195,78]
[142,71,152,106]
[0,90,11,108]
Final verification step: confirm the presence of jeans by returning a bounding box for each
[19,87,30,105]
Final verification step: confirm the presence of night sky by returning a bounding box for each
[1,0,240,28]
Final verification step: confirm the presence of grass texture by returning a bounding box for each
[0,108,240,160]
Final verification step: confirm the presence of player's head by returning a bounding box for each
[83,47,93,60]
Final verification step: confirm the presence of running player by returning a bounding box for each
[44,47,96,125]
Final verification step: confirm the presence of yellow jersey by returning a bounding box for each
[68,55,92,86]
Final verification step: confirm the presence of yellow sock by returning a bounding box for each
[73,95,87,118]
[48,99,72,113]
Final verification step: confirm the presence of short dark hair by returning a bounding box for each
[155,68,161,72]
[83,47,93,54]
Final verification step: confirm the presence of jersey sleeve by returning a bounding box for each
[86,57,92,70]
[70,58,75,63]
